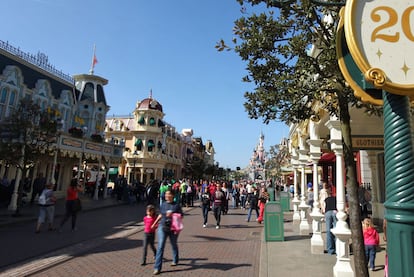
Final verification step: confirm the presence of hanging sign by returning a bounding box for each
[344,0,414,96]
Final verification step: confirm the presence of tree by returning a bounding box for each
[266,143,290,180]
[217,1,376,275]
[0,97,59,214]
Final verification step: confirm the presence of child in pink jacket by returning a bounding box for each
[362,218,380,271]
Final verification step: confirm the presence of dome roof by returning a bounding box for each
[137,97,163,112]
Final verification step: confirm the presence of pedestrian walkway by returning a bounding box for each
[0,194,123,228]
[0,197,387,277]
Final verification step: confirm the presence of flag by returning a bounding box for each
[92,53,98,68]
[90,44,98,74]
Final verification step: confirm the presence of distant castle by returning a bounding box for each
[249,132,266,181]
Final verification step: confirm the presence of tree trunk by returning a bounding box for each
[339,97,369,277]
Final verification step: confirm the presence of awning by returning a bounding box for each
[149,118,156,126]
[138,116,145,124]
[319,152,336,163]
[108,167,118,175]
[135,139,142,146]
[148,140,155,147]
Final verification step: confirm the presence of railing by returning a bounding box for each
[0,40,74,84]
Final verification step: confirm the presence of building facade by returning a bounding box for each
[105,94,215,184]
[0,40,123,208]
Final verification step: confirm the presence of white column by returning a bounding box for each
[308,138,324,254]
[326,118,353,277]
[292,165,301,223]
[298,152,310,235]
[8,146,25,211]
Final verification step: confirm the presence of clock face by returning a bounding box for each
[344,0,414,95]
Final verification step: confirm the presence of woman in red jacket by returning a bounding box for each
[58,179,83,232]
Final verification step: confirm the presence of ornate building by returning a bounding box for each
[105,93,215,184]
[0,40,123,208]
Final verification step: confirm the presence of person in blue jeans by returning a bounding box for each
[151,189,183,275]
[324,192,337,255]
[201,191,210,227]
[246,187,259,222]
[212,183,226,229]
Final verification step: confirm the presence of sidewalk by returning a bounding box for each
[261,211,387,277]
[0,194,123,228]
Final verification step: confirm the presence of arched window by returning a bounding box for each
[0,87,8,118]
[81,82,94,101]
[135,138,143,151]
[147,140,155,152]
[138,116,145,125]
[149,117,156,126]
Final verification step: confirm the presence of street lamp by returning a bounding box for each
[132,150,138,185]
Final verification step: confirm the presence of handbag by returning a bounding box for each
[72,198,82,212]
[171,213,183,234]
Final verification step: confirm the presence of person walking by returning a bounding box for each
[35,183,56,233]
[30,173,46,205]
[201,190,211,228]
[324,190,337,255]
[257,186,269,224]
[212,183,226,229]
[152,189,183,275]
[58,179,83,232]
[240,184,247,210]
[141,204,157,266]
[246,186,259,222]
[362,217,380,271]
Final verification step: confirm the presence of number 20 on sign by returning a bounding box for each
[344,0,414,96]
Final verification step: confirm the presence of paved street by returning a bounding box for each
[28,206,261,277]
[0,196,388,277]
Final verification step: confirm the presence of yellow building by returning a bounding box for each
[105,93,215,184]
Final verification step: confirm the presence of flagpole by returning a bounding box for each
[89,44,97,75]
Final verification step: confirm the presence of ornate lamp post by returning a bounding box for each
[132,150,138,185]
[341,1,414,276]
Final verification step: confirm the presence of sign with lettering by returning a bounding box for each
[344,1,414,95]
[352,136,384,150]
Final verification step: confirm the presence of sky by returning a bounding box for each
[3,0,289,170]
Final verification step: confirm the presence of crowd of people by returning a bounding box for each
[139,178,274,275]
[1,171,382,275]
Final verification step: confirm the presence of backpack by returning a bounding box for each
[38,190,47,205]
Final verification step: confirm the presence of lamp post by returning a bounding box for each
[132,150,138,185]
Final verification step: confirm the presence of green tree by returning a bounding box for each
[217,1,376,275]
[0,97,59,214]
[266,143,290,180]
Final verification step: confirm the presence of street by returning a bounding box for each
[1,201,262,277]
[0,203,146,271]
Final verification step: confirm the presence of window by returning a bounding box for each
[149,117,156,126]
[81,82,94,101]
[135,138,143,151]
[96,84,107,105]
[138,116,145,125]
[114,120,121,131]
[0,88,7,118]
[148,140,155,152]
